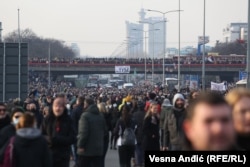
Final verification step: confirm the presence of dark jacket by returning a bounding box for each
[13,128,52,167]
[160,106,172,129]
[132,109,145,144]
[142,115,160,151]
[236,134,250,151]
[0,116,10,131]
[0,124,16,148]
[42,108,76,161]
[77,104,106,156]
[113,116,136,139]
[163,108,186,149]
[71,105,84,134]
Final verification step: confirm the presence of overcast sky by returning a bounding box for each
[0,0,248,57]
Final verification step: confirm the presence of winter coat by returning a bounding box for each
[42,108,76,162]
[13,128,52,167]
[77,104,106,156]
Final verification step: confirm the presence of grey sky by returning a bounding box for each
[0,0,248,57]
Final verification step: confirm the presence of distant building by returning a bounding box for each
[125,21,143,58]
[147,17,165,59]
[223,23,248,43]
[71,43,80,57]
[0,22,3,42]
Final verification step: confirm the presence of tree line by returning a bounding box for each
[4,28,75,58]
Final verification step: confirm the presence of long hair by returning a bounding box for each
[97,102,108,113]
[121,104,131,127]
[144,102,158,119]
[17,112,36,129]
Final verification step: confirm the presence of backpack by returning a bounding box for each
[0,137,15,167]
[121,127,136,146]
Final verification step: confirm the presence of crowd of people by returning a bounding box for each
[0,77,250,167]
[28,55,246,66]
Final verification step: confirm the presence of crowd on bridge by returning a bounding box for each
[29,55,246,66]
[0,71,250,167]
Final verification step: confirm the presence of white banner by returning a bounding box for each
[211,82,226,91]
[115,66,130,74]
[190,80,198,90]
[198,36,209,45]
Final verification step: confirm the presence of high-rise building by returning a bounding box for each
[71,43,80,57]
[223,23,248,43]
[147,17,164,59]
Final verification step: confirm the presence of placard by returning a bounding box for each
[115,66,130,74]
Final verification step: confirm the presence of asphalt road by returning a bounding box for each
[70,148,120,167]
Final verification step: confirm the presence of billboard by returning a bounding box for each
[0,43,28,102]
[239,71,247,80]
[115,66,130,74]
[198,36,209,45]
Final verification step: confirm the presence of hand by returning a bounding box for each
[78,148,85,154]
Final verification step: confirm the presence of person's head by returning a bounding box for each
[189,90,200,100]
[145,102,158,119]
[28,103,37,112]
[52,97,65,117]
[76,96,85,107]
[10,107,25,126]
[16,112,36,130]
[161,99,172,109]
[84,96,95,109]
[226,88,250,135]
[43,106,49,117]
[97,102,107,113]
[121,104,131,123]
[172,93,185,109]
[183,91,235,151]
[0,102,7,119]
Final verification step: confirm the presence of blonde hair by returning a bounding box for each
[97,102,108,113]
[144,102,158,119]
[225,88,250,109]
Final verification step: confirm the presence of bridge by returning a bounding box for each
[29,62,245,78]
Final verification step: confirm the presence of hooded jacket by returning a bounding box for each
[77,104,106,156]
[163,93,186,149]
[13,128,52,167]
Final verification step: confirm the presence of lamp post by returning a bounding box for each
[133,29,159,81]
[147,8,183,90]
[48,43,51,89]
[247,0,250,88]
[202,0,206,91]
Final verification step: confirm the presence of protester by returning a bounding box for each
[163,93,186,151]
[77,97,106,167]
[97,102,111,167]
[42,97,76,167]
[114,104,136,167]
[142,102,160,151]
[132,100,145,167]
[226,88,250,150]
[0,102,10,131]
[159,99,172,150]
[0,107,24,148]
[13,112,52,167]
[183,91,237,150]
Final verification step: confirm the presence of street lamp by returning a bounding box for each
[133,28,159,81]
[202,0,206,91]
[247,0,250,88]
[140,21,161,83]
[147,8,183,91]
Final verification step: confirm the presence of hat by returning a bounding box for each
[10,107,25,119]
[162,99,172,107]
[172,93,185,105]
